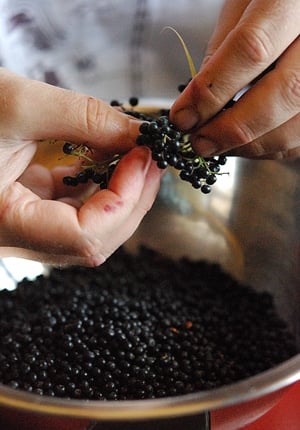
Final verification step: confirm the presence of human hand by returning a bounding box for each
[0,69,162,266]
[170,0,300,160]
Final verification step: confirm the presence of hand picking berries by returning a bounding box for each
[61,98,228,194]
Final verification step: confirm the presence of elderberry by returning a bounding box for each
[110,100,121,107]
[137,115,227,193]
[129,97,139,107]
[61,96,229,193]
[62,176,78,187]
[62,142,74,155]
[0,247,297,401]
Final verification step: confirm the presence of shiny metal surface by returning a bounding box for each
[0,102,299,424]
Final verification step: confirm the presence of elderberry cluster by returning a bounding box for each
[62,142,119,190]
[137,116,227,194]
[61,98,149,190]
[61,97,228,194]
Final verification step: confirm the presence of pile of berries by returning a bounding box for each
[61,98,228,194]
[0,247,297,401]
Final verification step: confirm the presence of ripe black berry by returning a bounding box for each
[136,114,228,193]
[60,94,230,194]
[63,176,78,186]
[62,142,75,155]
[201,184,211,194]
[129,97,139,107]
[206,174,217,185]
[0,247,297,401]
[110,100,121,107]
[76,171,89,184]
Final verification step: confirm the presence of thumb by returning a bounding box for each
[0,69,140,152]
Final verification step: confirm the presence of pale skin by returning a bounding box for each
[170,0,300,160]
[0,69,162,266]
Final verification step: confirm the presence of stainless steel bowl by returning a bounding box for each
[0,101,299,429]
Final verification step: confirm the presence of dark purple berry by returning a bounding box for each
[129,97,139,107]
[206,174,217,185]
[157,159,168,169]
[62,142,75,155]
[76,171,89,184]
[139,122,150,134]
[201,184,211,194]
[63,176,78,186]
[110,100,121,107]
[217,156,227,165]
[0,246,297,401]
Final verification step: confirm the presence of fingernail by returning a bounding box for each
[173,107,199,131]
[134,146,152,170]
[193,137,218,157]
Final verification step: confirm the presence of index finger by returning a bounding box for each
[170,0,300,130]
[0,70,141,155]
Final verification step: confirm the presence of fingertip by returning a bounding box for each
[108,146,152,193]
[170,84,200,131]
[126,145,153,169]
[171,106,200,131]
[191,136,219,157]
[129,145,164,180]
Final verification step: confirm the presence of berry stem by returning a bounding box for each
[163,27,197,78]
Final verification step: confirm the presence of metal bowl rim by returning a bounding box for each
[0,354,299,421]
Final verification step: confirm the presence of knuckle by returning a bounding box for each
[235,25,275,67]
[83,96,108,137]
[83,253,107,268]
[0,183,21,224]
[272,151,286,160]
[136,203,151,221]
[286,146,300,160]
[280,70,300,111]
[226,117,256,146]
[0,72,18,126]
[201,52,214,68]
[245,141,265,158]
[189,74,225,109]
[78,238,107,267]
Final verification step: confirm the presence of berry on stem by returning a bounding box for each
[61,104,228,194]
[136,114,227,193]
[129,97,139,107]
